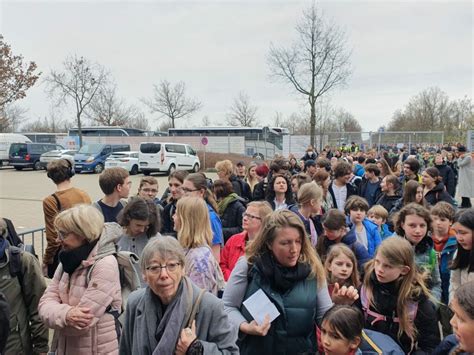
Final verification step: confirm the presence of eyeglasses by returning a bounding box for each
[56,230,70,241]
[146,262,181,274]
[141,188,158,193]
[182,187,200,193]
[242,212,261,221]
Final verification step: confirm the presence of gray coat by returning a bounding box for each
[457,155,474,197]
[120,283,239,355]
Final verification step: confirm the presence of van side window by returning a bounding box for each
[140,143,161,154]
[187,146,196,156]
[167,144,185,154]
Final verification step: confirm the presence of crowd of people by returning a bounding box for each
[0,142,473,355]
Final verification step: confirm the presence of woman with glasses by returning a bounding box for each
[223,210,358,355]
[173,196,225,295]
[212,179,247,243]
[182,173,224,262]
[120,236,239,355]
[220,201,273,281]
[117,197,161,286]
[39,204,123,355]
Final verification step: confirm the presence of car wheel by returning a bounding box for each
[130,165,139,175]
[14,167,23,171]
[168,164,176,176]
[94,163,104,174]
[143,170,150,176]
[33,160,41,170]
[192,163,199,173]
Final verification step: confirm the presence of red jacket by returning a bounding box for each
[220,231,248,281]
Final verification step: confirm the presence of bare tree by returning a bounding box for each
[226,92,259,127]
[142,80,201,128]
[201,115,212,126]
[45,55,108,146]
[86,83,148,129]
[268,2,352,146]
[0,104,28,132]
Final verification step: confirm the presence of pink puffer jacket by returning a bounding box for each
[39,231,122,355]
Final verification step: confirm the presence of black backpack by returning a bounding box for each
[3,218,36,257]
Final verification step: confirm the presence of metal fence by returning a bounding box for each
[18,227,46,258]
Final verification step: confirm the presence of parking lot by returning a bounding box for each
[0,166,216,231]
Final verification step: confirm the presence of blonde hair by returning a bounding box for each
[215,160,233,178]
[363,237,432,340]
[246,162,259,192]
[176,196,212,249]
[54,204,104,242]
[246,210,325,285]
[297,181,323,206]
[325,244,360,288]
[367,205,388,221]
[247,201,273,220]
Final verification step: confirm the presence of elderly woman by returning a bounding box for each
[120,236,239,355]
[223,210,358,355]
[39,204,122,355]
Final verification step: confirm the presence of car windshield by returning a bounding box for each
[109,153,128,158]
[78,144,103,154]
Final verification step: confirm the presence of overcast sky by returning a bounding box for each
[1,0,472,131]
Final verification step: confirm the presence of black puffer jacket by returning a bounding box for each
[220,198,246,243]
[424,182,455,207]
[356,272,440,354]
[434,163,456,197]
[375,193,400,216]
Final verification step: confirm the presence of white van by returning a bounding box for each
[0,133,32,165]
[139,142,200,175]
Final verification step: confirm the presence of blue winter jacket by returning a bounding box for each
[324,227,371,271]
[347,218,382,258]
[207,203,224,246]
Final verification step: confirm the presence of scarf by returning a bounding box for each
[0,237,7,260]
[255,251,311,292]
[150,277,193,355]
[217,193,239,216]
[59,240,98,274]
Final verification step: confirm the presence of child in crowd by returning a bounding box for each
[430,202,457,304]
[449,208,474,302]
[393,203,442,302]
[367,205,393,240]
[324,244,360,299]
[434,281,474,355]
[292,181,323,247]
[344,196,382,257]
[317,209,370,271]
[319,305,404,355]
[355,237,440,353]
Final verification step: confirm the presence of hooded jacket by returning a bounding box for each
[39,223,123,355]
[375,193,400,216]
[434,163,456,197]
[423,181,456,207]
[434,231,457,304]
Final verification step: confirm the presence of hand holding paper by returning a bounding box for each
[242,289,280,325]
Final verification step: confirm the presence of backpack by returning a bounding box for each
[2,218,36,257]
[7,245,24,285]
[360,286,418,326]
[85,250,141,334]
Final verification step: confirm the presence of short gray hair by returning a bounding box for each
[140,236,185,272]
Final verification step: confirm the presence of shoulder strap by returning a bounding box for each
[361,330,383,355]
[51,193,62,211]
[187,288,206,328]
[8,246,22,281]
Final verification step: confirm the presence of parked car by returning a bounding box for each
[9,143,65,170]
[40,149,77,169]
[139,142,200,176]
[74,143,130,174]
[0,133,31,165]
[105,151,140,175]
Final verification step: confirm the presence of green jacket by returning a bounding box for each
[0,247,48,355]
[239,265,318,355]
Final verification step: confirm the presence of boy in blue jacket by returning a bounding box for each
[344,196,382,257]
[367,205,393,240]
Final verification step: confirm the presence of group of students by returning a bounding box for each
[0,143,473,355]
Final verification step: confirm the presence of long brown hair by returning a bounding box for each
[246,210,325,285]
[324,244,361,288]
[363,237,432,340]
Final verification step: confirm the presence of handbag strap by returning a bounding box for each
[187,288,206,328]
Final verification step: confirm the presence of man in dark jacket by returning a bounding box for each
[328,161,358,211]
[434,154,456,197]
[375,175,400,217]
